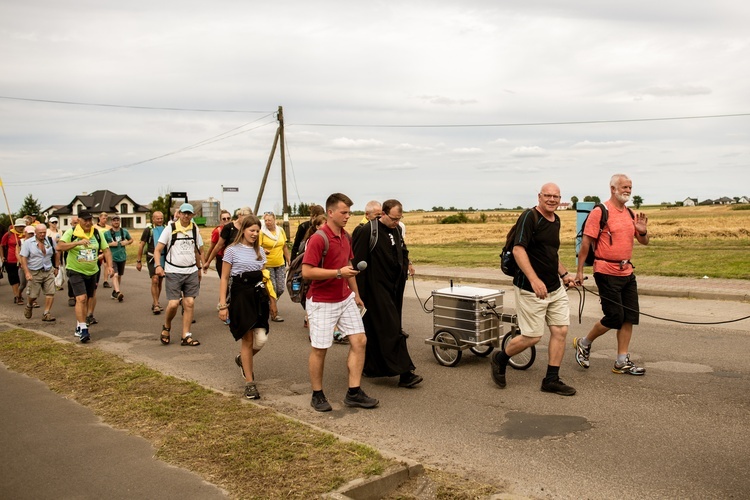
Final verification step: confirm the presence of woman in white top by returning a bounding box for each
[46,217,62,243]
[218,215,273,400]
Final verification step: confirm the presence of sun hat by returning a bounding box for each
[14,218,27,227]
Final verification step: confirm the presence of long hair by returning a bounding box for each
[231,215,262,260]
[303,215,327,242]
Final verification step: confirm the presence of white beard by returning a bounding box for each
[615,192,630,203]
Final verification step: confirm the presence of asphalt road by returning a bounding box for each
[3,269,749,499]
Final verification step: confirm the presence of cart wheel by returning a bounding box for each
[432,330,462,367]
[501,331,536,370]
[469,344,494,357]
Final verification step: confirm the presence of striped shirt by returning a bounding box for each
[223,243,266,276]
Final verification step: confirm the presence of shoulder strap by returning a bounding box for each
[313,229,330,267]
[368,219,378,252]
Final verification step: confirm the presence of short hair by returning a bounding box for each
[610,174,630,188]
[381,199,402,216]
[237,206,253,217]
[326,193,353,211]
[309,204,325,218]
[99,212,108,217]
[364,200,382,216]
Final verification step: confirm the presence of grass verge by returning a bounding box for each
[0,328,392,499]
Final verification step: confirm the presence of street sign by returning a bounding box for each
[223,187,239,192]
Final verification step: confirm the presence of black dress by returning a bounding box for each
[228,270,270,341]
[352,220,415,377]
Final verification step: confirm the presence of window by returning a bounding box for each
[120,203,129,214]
[64,218,68,226]
[136,216,141,224]
[77,204,83,214]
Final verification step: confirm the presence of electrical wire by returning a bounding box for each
[0,95,272,114]
[4,116,277,187]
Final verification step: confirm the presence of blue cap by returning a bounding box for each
[179,203,194,214]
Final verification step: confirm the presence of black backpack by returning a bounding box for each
[164,221,201,268]
[499,209,540,277]
[576,203,635,266]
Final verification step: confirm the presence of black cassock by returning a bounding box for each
[352,220,415,377]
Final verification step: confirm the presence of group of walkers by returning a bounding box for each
[2,173,648,408]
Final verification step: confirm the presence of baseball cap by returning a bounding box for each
[24,226,35,234]
[14,218,27,227]
[78,210,93,220]
[49,217,59,223]
[112,215,120,220]
[179,203,195,214]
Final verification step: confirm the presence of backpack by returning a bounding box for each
[164,221,201,268]
[365,218,404,252]
[499,209,540,277]
[576,203,635,266]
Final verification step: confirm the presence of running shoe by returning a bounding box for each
[613,355,646,376]
[573,337,591,369]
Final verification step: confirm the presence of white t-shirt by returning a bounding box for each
[158,222,204,274]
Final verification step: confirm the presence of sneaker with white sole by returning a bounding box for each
[244,382,260,400]
[573,337,590,369]
[613,355,646,375]
[79,327,90,343]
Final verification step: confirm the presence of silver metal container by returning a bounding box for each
[432,286,504,345]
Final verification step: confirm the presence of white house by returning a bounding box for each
[45,190,151,230]
[682,197,698,207]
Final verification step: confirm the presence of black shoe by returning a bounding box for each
[311,393,332,412]
[111,290,118,300]
[68,298,75,307]
[401,329,410,339]
[490,351,507,388]
[398,372,423,388]
[86,315,98,325]
[244,382,260,400]
[540,378,577,396]
[344,388,379,408]
[102,281,111,288]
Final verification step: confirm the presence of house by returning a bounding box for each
[716,197,734,205]
[556,202,571,210]
[738,196,749,204]
[698,199,714,206]
[46,190,151,230]
[682,197,698,207]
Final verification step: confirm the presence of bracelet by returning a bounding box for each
[560,272,569,279]
[155,264,162,268]
[216,303,229,311]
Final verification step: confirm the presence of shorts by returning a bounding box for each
[514,285,570,338]
[113,260,126,276]
[68,270,97,298]
[594,273,640,329]
[28,269,56,298]
[306,292,364,349]
[5,263,20,286]
[165,271,201,301]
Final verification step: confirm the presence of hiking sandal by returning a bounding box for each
[181,334,200,346]
[160,325,171,345]
[152,304,162,315]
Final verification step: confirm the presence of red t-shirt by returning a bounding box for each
[211,226,225,257]
[1,231,22,264]
[583,201,637,276]
[302,224,353,303]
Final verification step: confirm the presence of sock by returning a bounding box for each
[616,354,628,365]
[347,386,360,396]
[43,310,49,315]
[494,350,511,374]
[544,365,560,382]
[312,390,324,398]
[579,337,591,348]
[77,321,87,330]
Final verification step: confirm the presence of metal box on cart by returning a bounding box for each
[425,286,504,367]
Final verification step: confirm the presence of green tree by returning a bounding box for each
[570,196,579,210]
[583,195,601,204]
[18,194,42,218]
[632,195,643,209]
[298,202,310,217]
[150,194,172,218]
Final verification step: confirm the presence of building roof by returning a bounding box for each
[51,189,149,216]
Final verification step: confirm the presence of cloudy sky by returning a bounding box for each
[1,1,749,214]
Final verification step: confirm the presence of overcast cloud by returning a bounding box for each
[1,0,748,213]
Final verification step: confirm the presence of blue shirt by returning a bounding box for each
[20,236,56,271]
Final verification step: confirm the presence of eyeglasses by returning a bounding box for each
[540,194,561,200]
[385,213,402,221]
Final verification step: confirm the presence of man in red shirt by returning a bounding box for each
[302,193,379,412]
[574,174,650,375]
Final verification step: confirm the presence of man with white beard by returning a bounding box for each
[573,174,650,376]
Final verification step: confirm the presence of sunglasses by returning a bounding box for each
[221,217,231,221]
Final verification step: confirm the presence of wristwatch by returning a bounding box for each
[216,303,228,310]
[336,268,342,279]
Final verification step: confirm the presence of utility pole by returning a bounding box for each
[254,105,290,238]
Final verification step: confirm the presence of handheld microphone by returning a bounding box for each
[357,261,368,271]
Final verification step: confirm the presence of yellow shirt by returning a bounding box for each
[259,226,287,267]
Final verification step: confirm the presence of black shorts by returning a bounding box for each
[5,262,20,286]
[114,260,126,276]
[594,273,640,329]
[68,270,97,298]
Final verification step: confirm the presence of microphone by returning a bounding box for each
[357,261,368,271]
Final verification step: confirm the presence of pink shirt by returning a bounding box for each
[583,201,637,276]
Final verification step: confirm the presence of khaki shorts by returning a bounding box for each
[514,285,570,337]
[28,269,56,298]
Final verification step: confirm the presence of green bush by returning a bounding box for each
[440,213,469,224]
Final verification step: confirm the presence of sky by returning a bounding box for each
[1,1,749,215]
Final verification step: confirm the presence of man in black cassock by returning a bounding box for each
[352,199,423,388]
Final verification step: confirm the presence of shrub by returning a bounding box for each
[440,213,469,224]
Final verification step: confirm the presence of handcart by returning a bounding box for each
[424,286,536,369]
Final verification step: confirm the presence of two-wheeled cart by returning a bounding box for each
[424,286,536,369]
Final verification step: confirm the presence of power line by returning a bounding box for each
[0,95,273,114]
[291,112,750,128]
[4,116,278,187]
